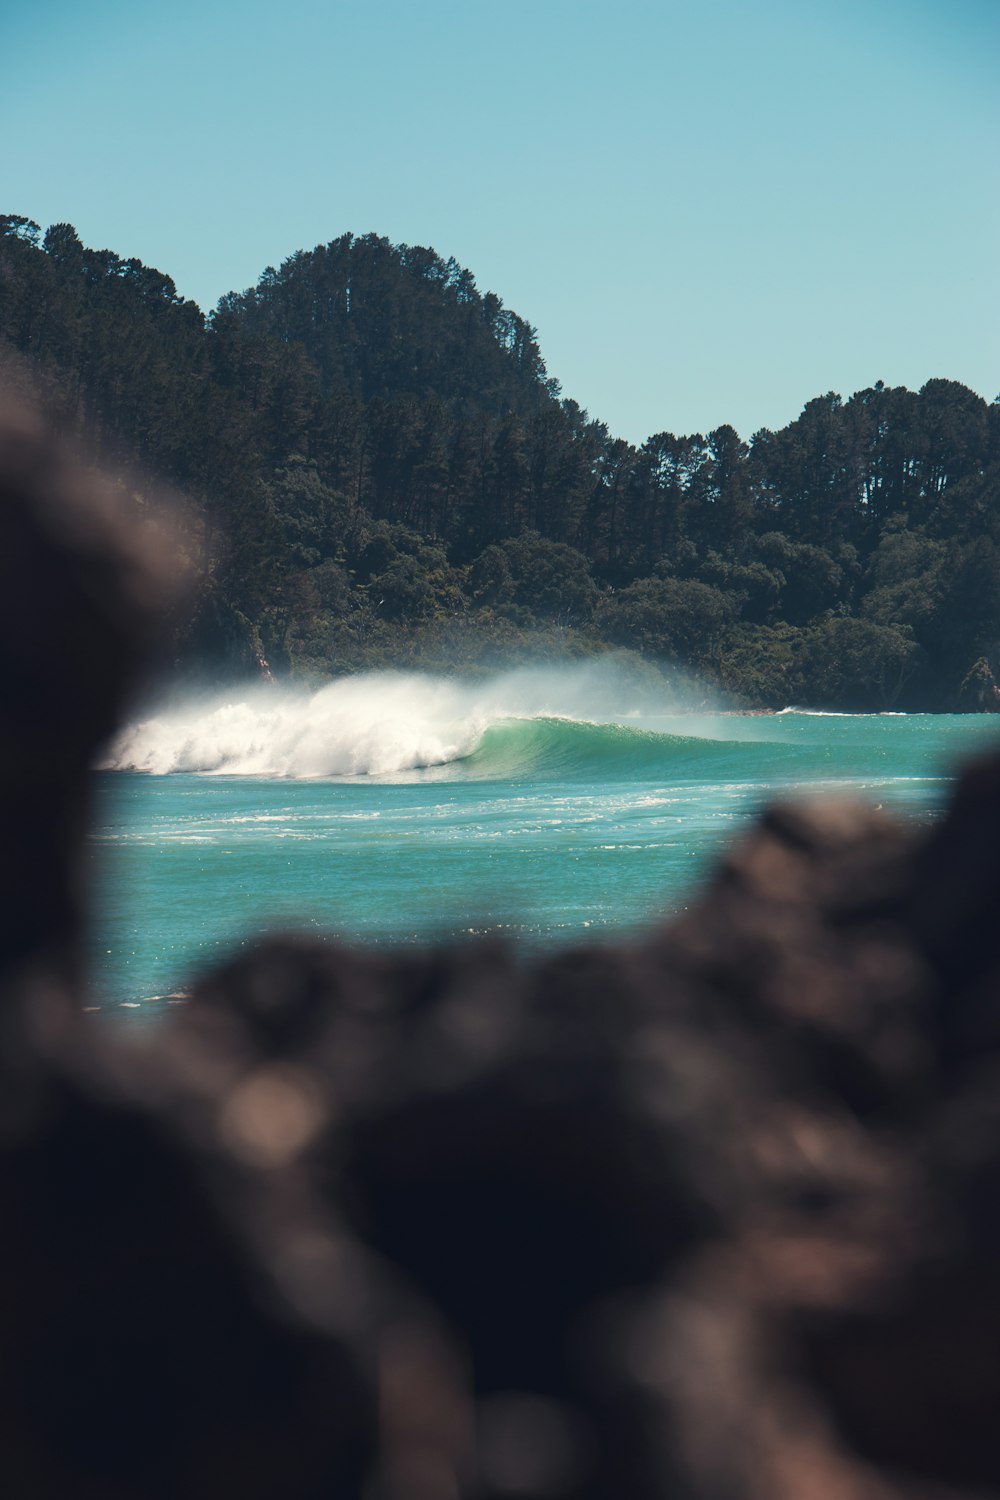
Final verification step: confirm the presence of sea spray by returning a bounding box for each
[100,660,734,779]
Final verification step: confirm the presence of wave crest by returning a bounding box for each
[100,663,713,779]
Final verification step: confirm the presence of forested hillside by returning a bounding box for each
[2,212,998,709]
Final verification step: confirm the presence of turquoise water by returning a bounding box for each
[87,670,1000,1020]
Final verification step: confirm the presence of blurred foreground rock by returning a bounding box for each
[3,401,1000,1498]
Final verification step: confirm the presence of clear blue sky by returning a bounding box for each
[2,0,997,445]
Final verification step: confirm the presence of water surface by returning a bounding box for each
[89,668,1000,1019]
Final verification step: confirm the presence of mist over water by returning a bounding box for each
[102,661,730,779]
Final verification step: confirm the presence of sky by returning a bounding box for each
[2,0,997,445]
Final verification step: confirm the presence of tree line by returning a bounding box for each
[2,212,999,709]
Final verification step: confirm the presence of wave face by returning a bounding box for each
[464,718,748,781]
[101,665,1000,784]
[92,694,1000,1010]
[101,663,723,779]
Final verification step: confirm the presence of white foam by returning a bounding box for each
[99,662,701,780]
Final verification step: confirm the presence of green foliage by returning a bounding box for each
[716,623,809,707]
[598,577,739,665]
[487,532,597,624]
[696,553,784,624]
[268,457,351,567]
[2,213,999,707]
[755,533,848,624]
[798,618,921,710]
[369,550,464,624]
[860,522,946,634]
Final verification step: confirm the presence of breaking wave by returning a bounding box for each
[100,663,748,780]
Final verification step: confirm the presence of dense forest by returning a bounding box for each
[2,212,999,709]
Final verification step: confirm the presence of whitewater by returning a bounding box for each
[101,662,743,779]
[91,664,1000,1018]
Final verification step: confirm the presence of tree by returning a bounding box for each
[755,533,847,624]
[599,577,739,666]
[269,456,350,566]
[493,532,597,625]
[799,618,920,710]
[2,214,997,708]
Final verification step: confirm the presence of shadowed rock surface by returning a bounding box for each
[3,400,1000,1498]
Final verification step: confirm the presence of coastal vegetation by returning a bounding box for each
[2,213,998,710]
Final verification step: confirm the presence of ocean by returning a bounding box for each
[88,663,1000,1021]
